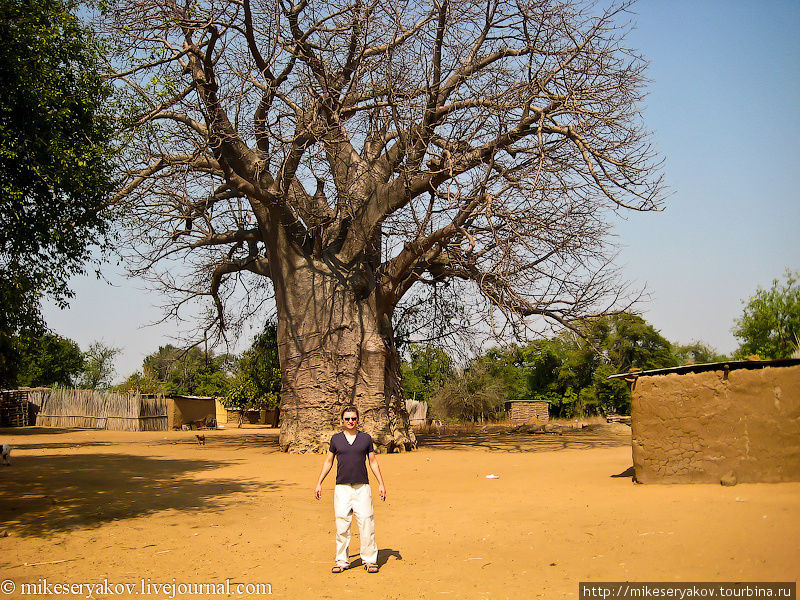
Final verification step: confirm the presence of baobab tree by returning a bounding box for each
[101,0,663,452]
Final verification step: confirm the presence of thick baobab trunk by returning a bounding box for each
[275,254,415,453]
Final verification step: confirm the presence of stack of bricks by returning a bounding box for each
[0,390,30,427]
[507,400,550,423]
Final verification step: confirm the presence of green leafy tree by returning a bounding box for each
[733,270,800,360]
[413,313,724,422]
[520,338,572,405]
[401,345,453,405]
[479,346,530,401]
[592,363,631,416]
[16,333,85,387]
[112,370,162,395]
[222,379,261,424]
[578,313,675,415]
[118,344,234,396]
[673,341,728,365]
[77,341,120,389]
[518,314,680,417]
[558,332,601,415]
[142,345,195,395]
[0,0,116,387]
[224,321,282,410]
[194,370,236,398]
[582,313,677,373]
[0,273,46,386]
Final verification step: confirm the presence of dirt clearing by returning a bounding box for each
[0,424,797,599]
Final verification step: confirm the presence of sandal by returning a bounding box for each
[364,563,379,573]
[332,565,346,573]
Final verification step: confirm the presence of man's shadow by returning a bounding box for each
[377,548,402,567]
[350,548,402,569]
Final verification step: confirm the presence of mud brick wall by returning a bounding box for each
[507,401,550,423]
[631,365,800,483]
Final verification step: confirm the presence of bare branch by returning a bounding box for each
[102,0,663,350]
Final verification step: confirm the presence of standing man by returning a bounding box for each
[315,406,387,573]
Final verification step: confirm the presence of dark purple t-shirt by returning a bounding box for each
[329,431,375,485]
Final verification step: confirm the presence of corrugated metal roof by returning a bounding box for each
[608,357,800,379]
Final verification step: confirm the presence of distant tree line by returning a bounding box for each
[8,334,120,390]
[112,322,282,412]
[403,267,800,422]
[6,323,282,414]
[402,312,730,422]
[732,269,800,361]
[6,274,798,424]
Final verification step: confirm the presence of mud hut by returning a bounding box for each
[166,395,217,429]
[613,359,800,484]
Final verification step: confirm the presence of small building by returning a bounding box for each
[405,399,428,427]
[166,395,217,429]
[504,399,550,423]
[614,358,800,484]
[225,407,280,427]
[0,389,33,426]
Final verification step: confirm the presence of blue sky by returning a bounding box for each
[613,0,799,351]
[43,0,800,380]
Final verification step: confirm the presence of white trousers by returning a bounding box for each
[333,483,377,567]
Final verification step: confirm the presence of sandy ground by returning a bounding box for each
[0,423,798,600]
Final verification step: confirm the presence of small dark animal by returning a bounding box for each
[1,444,11,466]
[196,434,206,445]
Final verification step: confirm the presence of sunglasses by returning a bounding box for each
[343,417,358,422]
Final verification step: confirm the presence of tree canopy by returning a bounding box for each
[97,0,665,450]
[115,328,281,402]
[0,0,116,386]
[401,344,454,404]
[6,334,119,389]
[102,0,663,338]
[77,341,121,389]
[141,344,236,396]
[224,321,282,409]
[116,344,234,396]
[0,0,116,317]
[733,270,800,360]
[15,333,85,388]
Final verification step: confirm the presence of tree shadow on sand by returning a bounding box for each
[0,427,90,436]
[416,426,631,452]
[149,431,282,451]
[0,427,119,451]
[1,427,283,452]
[0,453,288,536]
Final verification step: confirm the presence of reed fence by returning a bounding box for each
[29,389,168,431]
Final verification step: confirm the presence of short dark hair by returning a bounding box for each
[340,405,359,419]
